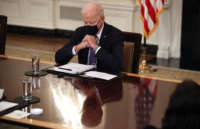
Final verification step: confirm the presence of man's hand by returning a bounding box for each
[74,35,97,53]
[84,35,98,49]
[74,39,88,53]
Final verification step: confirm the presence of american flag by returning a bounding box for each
[139,0,165,39]
[135,78,158,129]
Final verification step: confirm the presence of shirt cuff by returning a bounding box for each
[72,46,77,55]
[95,46,101,54]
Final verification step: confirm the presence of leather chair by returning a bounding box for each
[122,32,142,73]
[0,15,7,55]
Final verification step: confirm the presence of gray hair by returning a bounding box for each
[81,2,104,18]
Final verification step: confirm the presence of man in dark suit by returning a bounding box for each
[55,2,124,74]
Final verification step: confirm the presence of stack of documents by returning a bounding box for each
[84,71,117,80]
[0,101,18,112]
[5,110,30,119]
[49,63,118,80]
[52,63,96,74]
[0,101,30,118]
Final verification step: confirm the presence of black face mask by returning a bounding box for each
[84,25,98,35]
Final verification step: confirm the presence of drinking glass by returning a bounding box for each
[22,79,32,101]
[32,56,40,74]
[32,77,40,90]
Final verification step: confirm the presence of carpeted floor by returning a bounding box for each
[5,33,78,63]
[5,33,200,84]
[141,65,200,84]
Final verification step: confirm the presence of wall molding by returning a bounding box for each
[7,25,73,38]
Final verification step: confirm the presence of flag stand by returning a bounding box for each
[139,36,152,73]
[138,0,165,73]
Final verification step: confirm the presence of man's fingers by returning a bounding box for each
[82,35,97,48]
[82,35,89,42]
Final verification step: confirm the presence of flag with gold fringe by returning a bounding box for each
[139,0,165,39]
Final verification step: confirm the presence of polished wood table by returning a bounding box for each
[0,55,181,129]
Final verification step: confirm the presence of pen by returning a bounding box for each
[58,68,72,71]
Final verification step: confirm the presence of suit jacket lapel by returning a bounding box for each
[99,22,109,46]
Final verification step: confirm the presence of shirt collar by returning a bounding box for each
[96,23,104,40]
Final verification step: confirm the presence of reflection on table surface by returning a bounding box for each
[0,57,178,129]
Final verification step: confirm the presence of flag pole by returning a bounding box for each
[138,0,165,73]
[139,35,152,73]
[144,36,147,47]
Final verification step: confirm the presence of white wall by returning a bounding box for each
[0,0,183,59]
[0,0,55,29]
[131,0,182,58]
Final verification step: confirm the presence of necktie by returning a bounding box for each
[88,48,96,65]
[88,36,99,65]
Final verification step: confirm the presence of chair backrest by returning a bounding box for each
[122,32,142,73]
[0,15,7,55]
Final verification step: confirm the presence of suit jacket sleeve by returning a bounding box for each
[55,27,83,65]
[96,28,124,74]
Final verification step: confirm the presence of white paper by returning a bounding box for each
[52,67,77,74]
[58,63,95,74]
[84,71,117,80]
[5,110,30,119]
[0,89,4,99]
[50,63,96,74]
[0,101,18,112]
